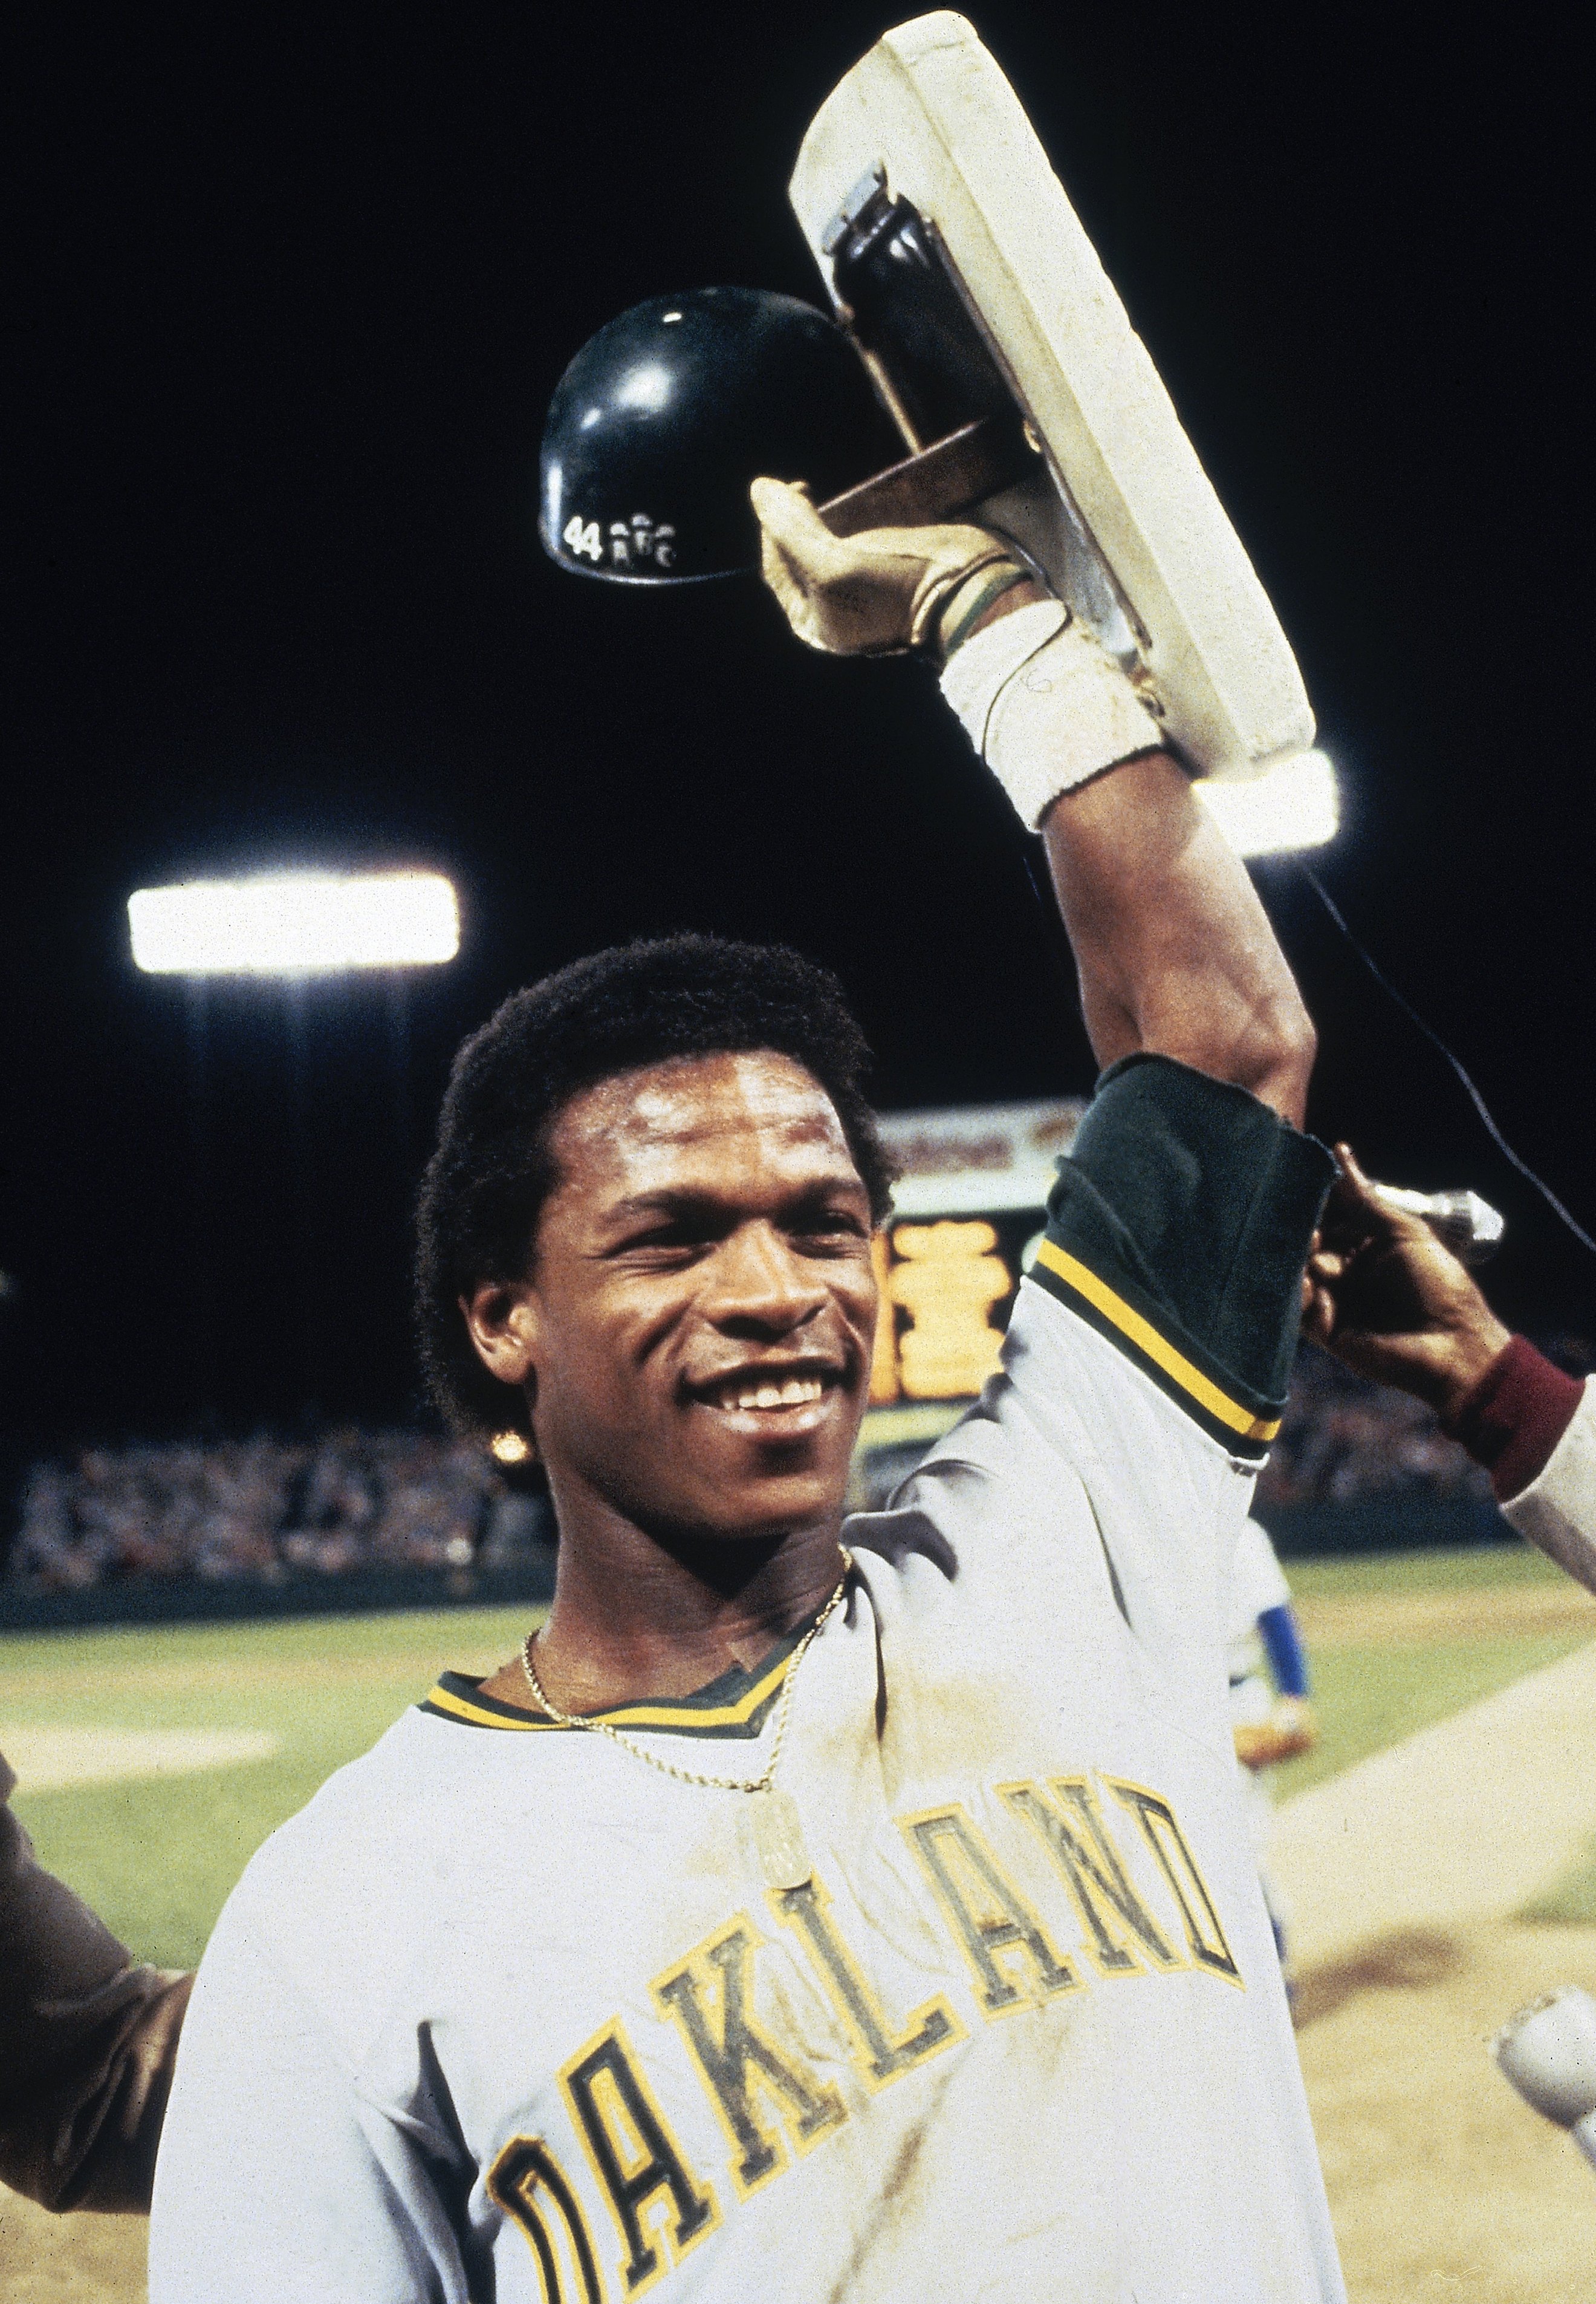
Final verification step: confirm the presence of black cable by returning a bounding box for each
[1297,864,1596,1259]
[1019,831,1594,1259]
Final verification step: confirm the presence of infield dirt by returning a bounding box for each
[1297,1916,1596,2303]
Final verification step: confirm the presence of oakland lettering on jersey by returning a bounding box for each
[1109,1777,1242,1983]
[900,1805,1082,2013]
[490,1770,1238,2299]
[488,2135,606,2304]
[769,1876,961,2088]
[560,2025,719,2294]
[999,1777,1180,1976]
[654,1917,847,2195]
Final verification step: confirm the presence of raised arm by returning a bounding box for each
[1040,750,1314,1124]
[751,484,1314,1124]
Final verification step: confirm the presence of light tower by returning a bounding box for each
[128,871,461,1422]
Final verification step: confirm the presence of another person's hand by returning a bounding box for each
[750,477,1017,657]
[1233,1696,1318,1771]
[1302,1145,1512,1419]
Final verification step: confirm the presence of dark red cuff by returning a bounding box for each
[1442,1335,1585,1502]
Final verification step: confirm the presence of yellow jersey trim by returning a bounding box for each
[422,1682,562,1731]
[1031,1237,1282,1445]
[420,1642,799,1736]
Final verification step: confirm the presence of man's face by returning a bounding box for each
[480,1051,879,1544]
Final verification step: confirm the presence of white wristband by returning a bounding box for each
[939,602,1165,829]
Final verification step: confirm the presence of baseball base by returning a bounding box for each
[792,13,1315,781]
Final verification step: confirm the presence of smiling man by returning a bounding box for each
[149,498,1345,2300]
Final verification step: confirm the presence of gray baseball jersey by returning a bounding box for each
[150,1053,1341,2302]
[1504,1382,1596,1595]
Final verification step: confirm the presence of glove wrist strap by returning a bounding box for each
[906,545,1016,656]
[935,562,1034,661]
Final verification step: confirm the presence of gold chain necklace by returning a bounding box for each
[520,1547,853,1891]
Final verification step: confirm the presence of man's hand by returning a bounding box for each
[1233,1697,1318,1772]
[1302,1144,1512,1417]
[750,477,1013,656]
[751,473,1315,1117]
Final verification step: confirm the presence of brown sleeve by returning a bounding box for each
[1441,1335,1586,1502]
[0,1763,194,2213]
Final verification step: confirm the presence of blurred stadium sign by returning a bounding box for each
[1193,750,1338,857]
[855,1099,1084,1505]
[128,872,460,974]
[878,1098,1084,1219]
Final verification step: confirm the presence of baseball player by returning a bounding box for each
[1305,1145,1595,1590]
[149,501,1345,2299]
[0,1748,191,2211]
[1226,1521,1317,1978]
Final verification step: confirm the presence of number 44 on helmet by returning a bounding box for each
[539,13,1315,785]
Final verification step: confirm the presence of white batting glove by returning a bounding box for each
[750,477,1013,657]
[751,475,1166,827]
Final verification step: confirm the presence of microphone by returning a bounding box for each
[1369,1183,1505,1266]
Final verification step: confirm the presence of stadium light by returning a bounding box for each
[128,872,460,975]
[1193,750,1339,858]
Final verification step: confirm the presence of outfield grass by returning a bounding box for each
[1271,1544,1595,1801]
[1280,1544,1583,1598]
[2,1545,1592,1968]
[1273,1631,1595,1800]
[0,1607,545,1967]
[1520,1838,1596,1925]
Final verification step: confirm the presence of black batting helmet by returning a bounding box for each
[538,287,901,584]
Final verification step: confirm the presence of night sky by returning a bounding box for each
[7,3,1594,1470]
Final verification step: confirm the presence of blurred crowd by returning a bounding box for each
[1251,1349,1490,1510]
[6,1430,550,1591]
[10,1339,1580,1588]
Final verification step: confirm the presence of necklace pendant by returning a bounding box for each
[751,1787,811,1892]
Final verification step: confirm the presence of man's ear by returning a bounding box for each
[461,1279,541,1387]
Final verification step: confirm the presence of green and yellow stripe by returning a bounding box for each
[418,1639,799,1739]
[1031,1237,1280,1453]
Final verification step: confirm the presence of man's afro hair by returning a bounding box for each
[414,933,895,1437]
